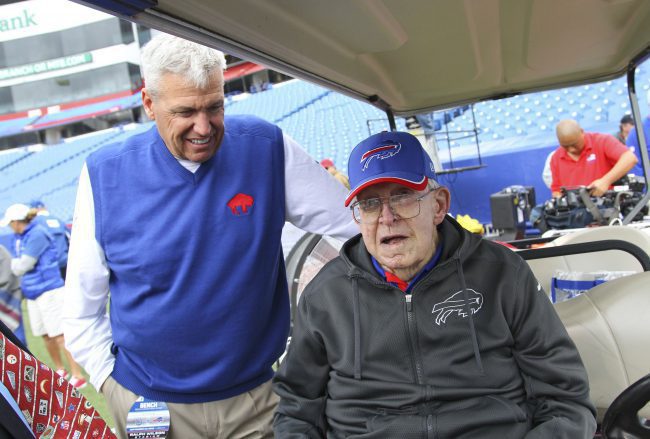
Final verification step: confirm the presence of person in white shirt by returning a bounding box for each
[63,33,358,439]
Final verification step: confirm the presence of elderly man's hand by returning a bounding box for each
[588,178,609,196]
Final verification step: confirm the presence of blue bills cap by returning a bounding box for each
[345,131,436,206]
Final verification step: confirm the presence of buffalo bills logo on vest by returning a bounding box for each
[227,193,254,216]
[360,142,401,171]
[431,288,483,325]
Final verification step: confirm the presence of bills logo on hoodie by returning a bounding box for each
[431,288,483,325]
[360,143,401,170]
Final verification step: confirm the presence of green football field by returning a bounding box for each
[22,302,115,429]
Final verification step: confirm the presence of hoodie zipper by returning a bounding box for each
[405,294,424,384]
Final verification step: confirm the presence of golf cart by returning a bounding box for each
[72,1,650,436]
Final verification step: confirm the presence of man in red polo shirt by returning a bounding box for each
[550,119,638,197]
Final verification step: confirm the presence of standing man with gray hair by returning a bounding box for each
[274,131,596,437]
[63,33,357,438]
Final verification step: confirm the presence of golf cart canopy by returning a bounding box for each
[77,0,650,115]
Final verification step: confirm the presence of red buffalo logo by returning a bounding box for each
[227,193,254,215]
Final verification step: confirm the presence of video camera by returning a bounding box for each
[543,175,648,230]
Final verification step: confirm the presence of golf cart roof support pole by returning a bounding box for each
[386,109,397,131]
[623,66,650,224]
[471,104,483,166]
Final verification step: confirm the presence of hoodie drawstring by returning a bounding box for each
[456,259,484,375]
[352,277,362,380]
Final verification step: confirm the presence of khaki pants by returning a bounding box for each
[102,377,277,438]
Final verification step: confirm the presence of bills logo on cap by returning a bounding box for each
[360,143,401,171]
[345,131,437,207]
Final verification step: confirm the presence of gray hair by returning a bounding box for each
[140,33,227,97]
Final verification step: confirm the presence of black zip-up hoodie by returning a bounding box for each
[274,216,596,438]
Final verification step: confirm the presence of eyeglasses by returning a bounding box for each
[350,189,434,224]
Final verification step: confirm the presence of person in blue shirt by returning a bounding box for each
[1,203,86,389]
[626,115,650,177]
[28,200,69,280]
[625,90,650,176]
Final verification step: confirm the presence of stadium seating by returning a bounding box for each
[0,123,151,221]
[225,80,406,170]
[447,67,650,149]
[28,93,143,130]
[0,149,31,170]
[0,64,649,224]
